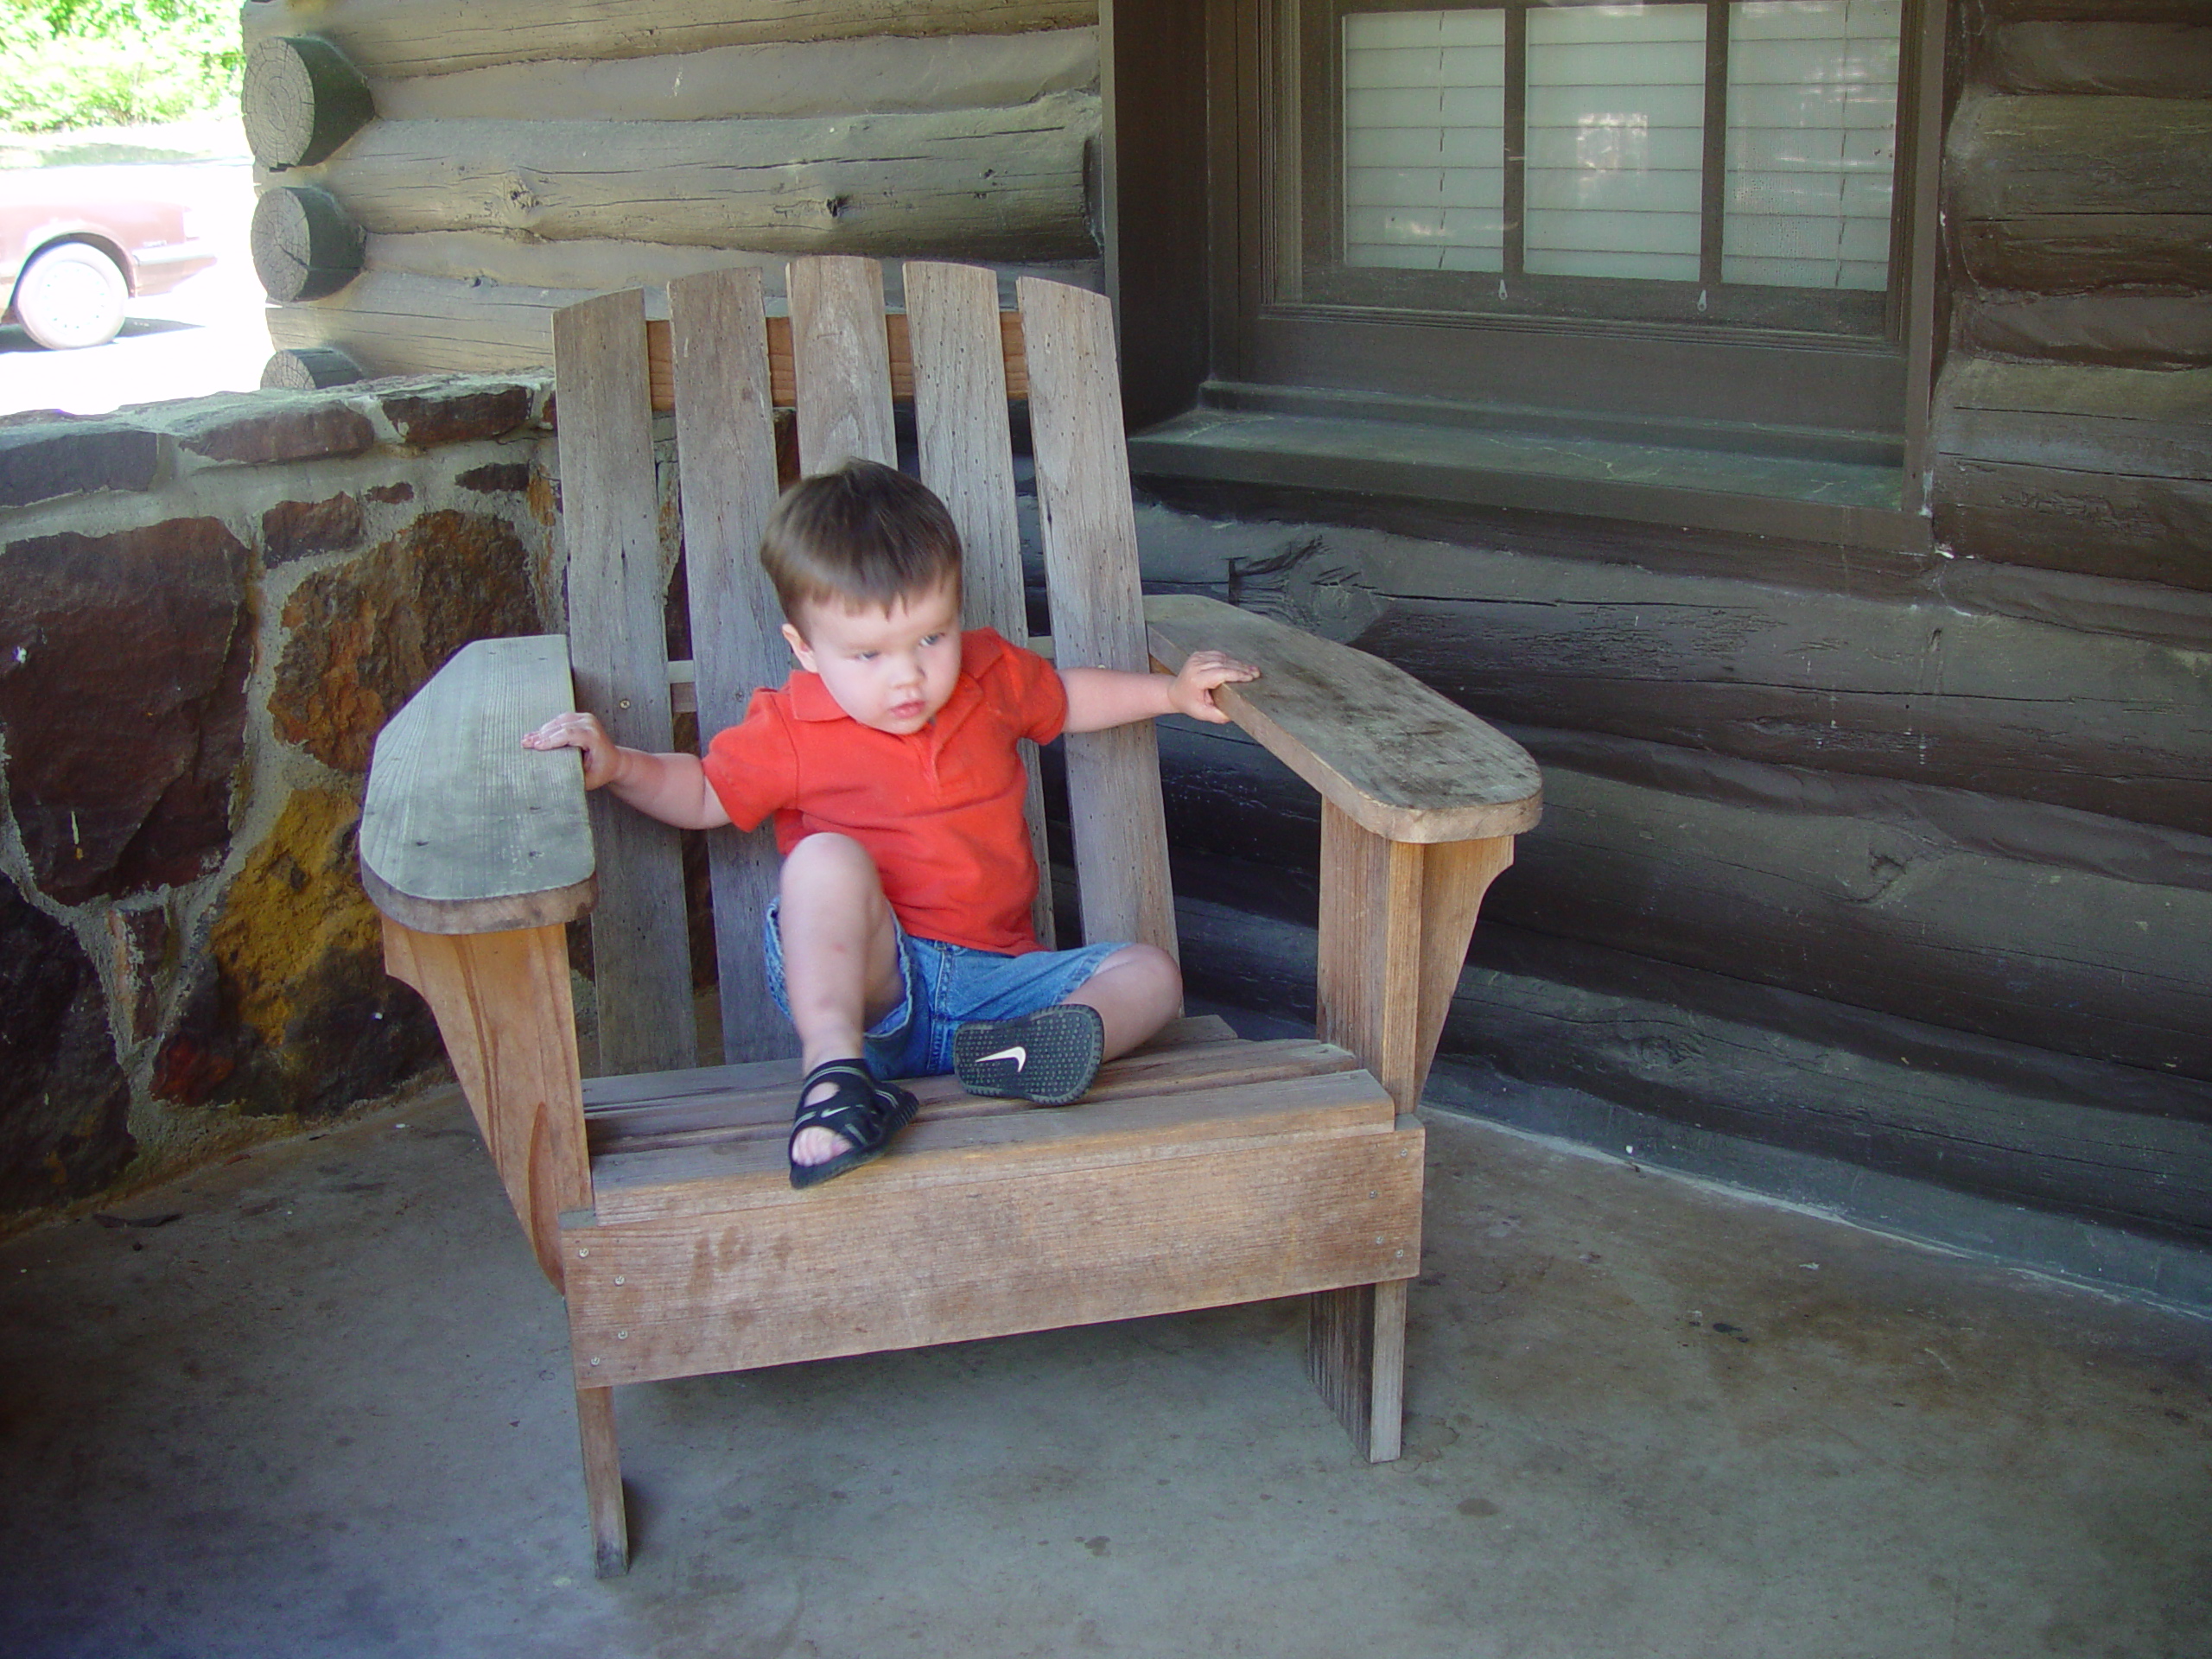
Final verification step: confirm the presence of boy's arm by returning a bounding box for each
[1059,649,1258,734]
[521,712,733,830]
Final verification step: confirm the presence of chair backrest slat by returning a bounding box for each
[670,266,798,1064]
[1016,276,1179,963]
[906,259,1055,949]
[790,256,897,472]
[551,288,699,1073]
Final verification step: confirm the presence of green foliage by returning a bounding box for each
[0,0,243,131]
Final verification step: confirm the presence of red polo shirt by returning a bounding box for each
[701,628,1065,954]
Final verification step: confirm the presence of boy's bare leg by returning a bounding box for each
[778,833,906,1167]
[1063,944,1182,1061]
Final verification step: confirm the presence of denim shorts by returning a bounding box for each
[763,904,1128,1081]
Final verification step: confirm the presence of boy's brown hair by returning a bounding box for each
[759,458,963,630]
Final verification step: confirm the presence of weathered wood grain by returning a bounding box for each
[359,634,596,933]
[563,1103,1421,1386]
[906,258,1054,945]
[1020,275,1179,959]
[582,1034,1358,1155]
[1956,213,2212,296]
[1933,456,2212,594]
[668,267,795,1065]
[244,0,1099,80]
[296,98,1097,257]
[243,35,376,169]
[251,185,365,303]
[259,346,363,390]
[367,27,1097,123]
[1956,295,2212,371]
[1315,803,1512,1115]
[1154,727,2212,1081]
[789,256,897,474]
[1936,360,2212,479]
[360,231,1097,309]
[1950,94,2212,219]
[381,919,593,1287]
[1307,1281,1407,1463]
[1357,585,2212,835]
[264,264,1046,397]
[1147,593,1541,845]
[266,268,584,376]
[587,1065,1396,1217]
[552,289,697,1075]
[575,1385,626,1578]
[1987,20,2212,98]
[1168,894,2212,1249]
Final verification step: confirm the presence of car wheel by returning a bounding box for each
[14,242,129,351]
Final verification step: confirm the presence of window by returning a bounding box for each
[1325,0,1904,327]
[1112,0,1943,547]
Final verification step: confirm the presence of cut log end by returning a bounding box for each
[244,35,377,170]
[261,346,365,391]
[251,185,366,303]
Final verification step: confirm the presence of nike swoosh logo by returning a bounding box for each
[975,1045,1027,1071]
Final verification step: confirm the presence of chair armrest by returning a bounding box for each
[1144,594,1541,844]
[359,634,599,934]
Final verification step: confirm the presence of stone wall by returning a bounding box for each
[0,375,561,1227]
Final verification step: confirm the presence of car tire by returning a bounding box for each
[14,241,129,351]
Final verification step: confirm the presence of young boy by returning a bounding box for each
[524,459,1257,1189]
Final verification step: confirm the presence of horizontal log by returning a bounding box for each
[368,27,1096,123]
[266,266,1038,404]
[1987,21,2212,98]
[1129,498,2212,831]
[1949,94,2212,219]
[1358,596,2212,835]
[1935,359,2212,480]
[1167,896,2212,1249]
[1147,723,2212,1080]
[360,230,1098,308]
[1933,456,2212,594]
[1956,213,2212,297]
[242,0,1097,80]
[266,268,582,377]
[296,97,1097,258]
[1955,295,2212,369]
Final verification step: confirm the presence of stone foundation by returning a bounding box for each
[0,375,563,1228]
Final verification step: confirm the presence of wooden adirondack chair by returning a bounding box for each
[358,257,1541,1577]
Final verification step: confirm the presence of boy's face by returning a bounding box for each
[782,580,963,736]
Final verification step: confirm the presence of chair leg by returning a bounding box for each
[1306,1279,1408,1463]
[576,1384,629,1577]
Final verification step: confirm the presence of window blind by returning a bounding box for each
[1523,3,1707,281]
[1342,9,1507,271]
[1338,1,1904,296]
[1723,0,1901,290]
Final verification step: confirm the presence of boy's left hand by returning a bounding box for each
[1168,650,1260,724]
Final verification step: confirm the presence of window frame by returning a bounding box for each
[1096,0,1949,549]
[1303,0,1910,336]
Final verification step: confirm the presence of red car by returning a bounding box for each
[3,168,219,350]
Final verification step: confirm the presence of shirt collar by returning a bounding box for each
[786,670,849,722]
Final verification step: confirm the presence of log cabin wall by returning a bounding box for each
[240,0,1104,384]
[1109,0,2212,1301]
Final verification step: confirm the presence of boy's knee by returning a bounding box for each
[1104,943,1179,995]
[780,833,890,912]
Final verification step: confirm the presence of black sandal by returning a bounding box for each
[787,1059,919,1190]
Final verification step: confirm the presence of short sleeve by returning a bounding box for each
[701,689,801,831]
[970,628,1068,745]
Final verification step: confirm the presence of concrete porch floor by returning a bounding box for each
[3,1078,2207,1659]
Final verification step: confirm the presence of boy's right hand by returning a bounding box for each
[522,711,624,791]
